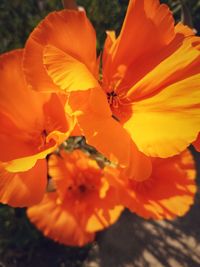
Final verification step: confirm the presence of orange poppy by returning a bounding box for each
[27,149,124,246]
[23,0,200,165]
[106,150,197,220]
[102,12,200,158]
[0,49,72,207]
[22,7,152,181]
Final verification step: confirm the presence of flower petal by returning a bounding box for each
[125,74,200,157]
[102,31,116,76]
[103,0,175,91]
[126,28,200,100]
[115,150,196,219]
[0,159,47,207]
[86,205,124,233]
[23,10,97,92]
[68,89,134,166]
[0,50,72,170]
[43,45,99,92]
[68,88,152,179]
[5,129,70,173]
[27,193,95,247]
[0,49,48,132]
[0,49,49,162]
[0,111,37,162]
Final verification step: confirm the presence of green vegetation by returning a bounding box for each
[0,0,200,53]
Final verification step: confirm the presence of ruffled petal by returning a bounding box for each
[23,10,97,92]
[114,150,196,220]
[103,0,175,92]
[125,74,200,157]
[0,159,47,207]
[27,193,95,246]
[101,3,200,159]
[86,205,124,232]
[126,27,200,100]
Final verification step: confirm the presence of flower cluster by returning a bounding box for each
[0,0,200,246]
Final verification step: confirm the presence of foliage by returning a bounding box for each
[0,0,200,53]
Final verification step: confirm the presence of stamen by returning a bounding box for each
[112,114,120,122]
[38,129,48,150]
[107,91,117,106]
[42,129,48,139]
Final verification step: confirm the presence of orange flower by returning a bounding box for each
[22,7,152,181]
[23,0,200,165]
[102,2,200,158]
[106,150,197,220]
[0,50,72,207]
[27,149,124,246]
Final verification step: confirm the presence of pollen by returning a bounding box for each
[66,181,96,197]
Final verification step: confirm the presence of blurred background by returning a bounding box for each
[0,0,200,266]
[1,0,200,54]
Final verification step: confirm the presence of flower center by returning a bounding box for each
[66,180,96,197]
[106,89,133,123]
[107,91,119,108]
[78,184,87,193]
[38,129,48,150]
